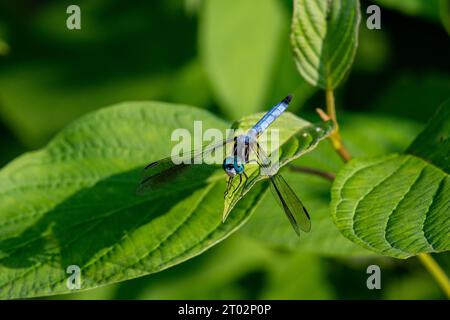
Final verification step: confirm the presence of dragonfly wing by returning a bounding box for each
[137,157,189,195]
[248,142,278,176]
[137,137,234,195]
[269,174,311,235]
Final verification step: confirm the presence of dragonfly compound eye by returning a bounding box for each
[223,157,237,177]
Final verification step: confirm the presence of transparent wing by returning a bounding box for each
[248,142,277,176]
[137,137,234,195]
[269,174,311,235]
[248,140,311,234]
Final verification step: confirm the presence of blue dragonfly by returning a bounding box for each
[137,95,311,235]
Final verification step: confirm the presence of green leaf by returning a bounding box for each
[267,39,318,113]
[407,100,450,173]
[49,233,272,300]
[223,113,334,221]
[331,106,450,258]
[0,101,334,299]
[290,0,361,89]
[136,234,273,300]
[136,235,335,300]
[0,102,270,299]
[331,154,449,259]
[200,0,286,118]
[244,173,371,256]
[244,114,421,256]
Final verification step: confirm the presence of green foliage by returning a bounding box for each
[0,1,203,147]
[223,112,334,220]
[200,0,285,118]
[0,0,448,300]
[0,102,332,299]
[135,234,272,299]
[244,114,421,256]
[331,154,449,258]
[407,101,450,173]
[245,173,370,256]
[331,105,450,258]
[51,233,337,300]
[0,102,268,299]
[291,0,361,89]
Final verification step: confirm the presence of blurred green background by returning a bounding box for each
[0,0,449,299]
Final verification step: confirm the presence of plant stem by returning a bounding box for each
[288,165,336,181]
[325,88,337,125]
[325,89,351,163]
[417,253,450,299]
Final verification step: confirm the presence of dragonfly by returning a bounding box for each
[137,95,311,236]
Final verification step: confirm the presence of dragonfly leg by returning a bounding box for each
[233,174,243,194]
[224,176,234,197]
[239,172,250,196]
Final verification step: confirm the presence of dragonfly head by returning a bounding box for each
[223,156,245,177]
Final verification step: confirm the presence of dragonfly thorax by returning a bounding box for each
[223,156,245,177]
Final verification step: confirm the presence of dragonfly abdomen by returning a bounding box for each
[248,95,292,138]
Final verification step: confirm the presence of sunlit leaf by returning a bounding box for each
[290,0,361,89]
[223,113,334,221]
[331,104,450,258]
[136,234,272,300]
[0,100,334,298]
[244,114,421,256]
[0,102,270,299]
